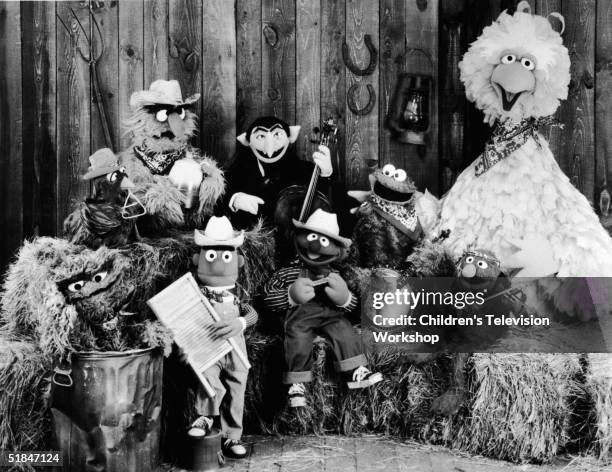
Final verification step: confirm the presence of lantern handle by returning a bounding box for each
[403,44,435,72]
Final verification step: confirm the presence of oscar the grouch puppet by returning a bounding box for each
[120,80,225,231]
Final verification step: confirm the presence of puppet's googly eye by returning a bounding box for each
[205,250,217,262]
[156,109,168,122]
[520,57,535,70]
[92,271,108,283]
[501,54,516,64]
[306,233,318,242]
[477,260,489,269]
[465,256,474,264]
[394,169,407,182]
[222,251,233,263]
[68,280,85,292]
[382,164,396,176]
[178,108,186,120]
[108,171,119,183]
[319,237,330,247]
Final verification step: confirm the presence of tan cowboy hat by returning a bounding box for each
[194,216,245,248]
[292,209,352,248]
[129,79,201,109]
[82,148,120,180]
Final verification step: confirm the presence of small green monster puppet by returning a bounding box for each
[263,209,382,408]
[187,216,258,460]
[348,164,439,269]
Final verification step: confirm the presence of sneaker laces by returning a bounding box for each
[352,366,371,382]
[191,416,212,430]
[224,438,241,448]
[288,383,305,395]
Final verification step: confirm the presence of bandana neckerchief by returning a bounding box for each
[475,117,555,177]
[134,141,186,175]
[201,286,238,304]
[368,193,422,240]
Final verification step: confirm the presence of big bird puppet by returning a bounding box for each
[438,1,612,277]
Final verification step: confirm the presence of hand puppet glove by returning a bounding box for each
[231,192,265,215]
[289,277,316,305]
[312,144,333,178]
[324,272,351,306]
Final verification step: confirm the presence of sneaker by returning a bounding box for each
[288,382,306,408]
[187,416,213,437]
[347,366,383,389]
[222,438,248,459]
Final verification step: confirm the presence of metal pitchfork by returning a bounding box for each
[57,3,114,150]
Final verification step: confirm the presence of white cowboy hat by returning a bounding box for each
[129,79,201,109]
[293,209,352,248]
[82,148,120,180]
[194,216,245,248]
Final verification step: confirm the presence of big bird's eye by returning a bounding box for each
[68,280,85,292]
[92,271,108,283]
[156,109,168,122]
[520,57,535,70]
[465,256,474,264]
[306,233,318,242]
[382,164,396,176]
[107,171,119,183]
[178,108,186,120]
[501,54,516,64]
[319,237,330,247]
[477,260,489,269]
[222,251,233,263]
[394,169,407,182]
[205,250,217,262]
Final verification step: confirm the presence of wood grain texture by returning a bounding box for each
[91,0,119,151]
[296,0,321,161]
[556,0,596,202]
[236,0,263,133]
[201,0,237,162]
[345,0,379,190]
[20,0,57,238]
[321,0,346,183]
[169,0,202,147]
[144,0,168,86]
[118,0,144,149]
[404,0,439,194]
[379,0,406,169]
[56,1,91,235]
[595,0,612,207]
[262,0,296,123]
[0,1,23,266]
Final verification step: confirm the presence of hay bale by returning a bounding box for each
[585,353,612,460]
[446,353,581,463]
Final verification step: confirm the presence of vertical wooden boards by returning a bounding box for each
[556,0,596,201]
[262,0,296,123]
[201,0,237,162]
[144,0,169,85]
[0,1,23,266]
[403,0,439,194]
[169,0,202,146]
[118,0,144,150]
[345,0,379,189]
[438,0,466,193]
[236,0,262,134]
[379,0,406,169]
[20,0,57,238]
[91,1,119,152]
[56,1,91,235]
[296,0,321,161]
[321,0,346,183]
[596,0,612,207]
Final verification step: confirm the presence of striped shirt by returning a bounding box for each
[263,264,358,313]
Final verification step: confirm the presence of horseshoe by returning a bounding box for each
[347,83,376,116]
[342,34,378,76]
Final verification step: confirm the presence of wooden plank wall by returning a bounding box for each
[0,0,608,268]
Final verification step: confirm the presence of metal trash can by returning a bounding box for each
[50,347,163,472]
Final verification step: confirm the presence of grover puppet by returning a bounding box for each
[223,116,333,230]
[263,210,382,408]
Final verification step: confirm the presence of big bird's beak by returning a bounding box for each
[491,62,536,111]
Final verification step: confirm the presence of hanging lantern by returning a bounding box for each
[387,73,432,146]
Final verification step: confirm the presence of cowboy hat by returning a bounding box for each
[82,148,120,180]
[194,216,245,248]
[129,79,201,109]
[292,209,352,248]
